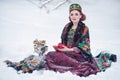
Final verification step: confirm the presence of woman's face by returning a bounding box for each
[69,10,82,23]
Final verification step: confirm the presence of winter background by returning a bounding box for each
[0,0,120,80]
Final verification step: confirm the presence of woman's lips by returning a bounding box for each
[72,19,76,20]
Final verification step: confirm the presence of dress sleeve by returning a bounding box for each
[77,26,92,56]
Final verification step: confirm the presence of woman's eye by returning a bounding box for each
[75,13,78,16]
[70,14,73,16]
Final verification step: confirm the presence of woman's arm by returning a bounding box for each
[79,26,91,56]
[74,26,92,56]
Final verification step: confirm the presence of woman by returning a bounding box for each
[45,3,100,77]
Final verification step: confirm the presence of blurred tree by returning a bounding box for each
[26,0,74,13]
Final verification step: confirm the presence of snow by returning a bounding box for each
[0,0,120,80]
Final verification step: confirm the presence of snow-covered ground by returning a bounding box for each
[0,0,120,80]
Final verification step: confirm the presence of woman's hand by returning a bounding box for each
[57,46,74,52]
[53,43,74,52]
